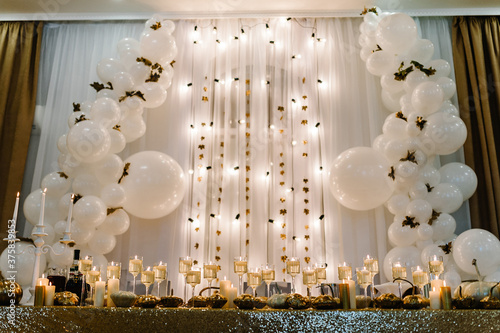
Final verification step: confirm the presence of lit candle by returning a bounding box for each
[38,188,47,226]
[44,283,55,306]
[65,194,74,233]
[37,274,49,286]
[34,281,45,306]
[107,278,120,307]
[12,192,20,227]
[339,282,350,309]
[94,278,106,307]
[227,284,237,308]
[219,276,231,308]
[431,278,443,290]
[429,287,441,309]
[440,281,452,310]
[347,279,356,309]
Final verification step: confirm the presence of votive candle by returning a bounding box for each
[440,282,452,310]
[34,281,45,307]
[429,287,441,309]
[107,278,120,307]
[44,283,55,306]
[94,279,105,307]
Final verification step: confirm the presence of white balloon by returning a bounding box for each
[453,229,500,276]
[428,59,451,78]
[73,195,107,228]
[404,71,429,93]
[118,114,146,143]
[416,238,434,250]
[97,58,125,83]
[128,62,150,84]
[111,72,135,95]
[66,120,111,163]
[417,223,433,240]
[439,162,478,200]
[421,243,448,266]
[41,171,71,198]
[57,134,68,153]
[137,82,167,109]
[54,220,67,236]
[119,48,141,68]
[418,164,441,187]
[0,242,47,286]
[88,230,116,255]
[49,242,74,267]
[381,89,404,112]
[436,77,456,100]
[90,98,121,128]
[427,183,463,213]
[387,194,410,215]
[71,221,95,244]
[117,37,140,53]
[59,153,83,178]
[438,100,459,116]
[100,184,126,207]
[409,181,428,200]
[140,30,177,65]
[98,209,130,236]
[23,189,62,226]
[383,114,408,138]
[408,39,434,63]
[366,51,397,76]
[96,89,118,101]
[432,213,456,241]
[93,154,124,185]
[443,270,461,295]
[381,74,404,94]
[58,193,74,217]
[388,219,418,247]
[395,160,419,184]
[383,246,421,281]
[372,134,391,153]
[411,81,444,115]
[121,151,186,219]
[72,173,101,197]
[162,20,176,34]
[422,111,467,155]
[375,13,418,54]
[406,199,432,224]
[383,138,408,163]
[108,128,127,154]
[329,147,394,211]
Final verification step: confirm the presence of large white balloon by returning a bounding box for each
[41,171,72,198]
[0,242,47,286]
[422,112,467,155]
[375,13,417,54]
[366,51,397,76]
[329,147,394,211]
[121,151,186,219]
[383,246,421,281]
[439,162,477,200]
[411,81,444,115]
[453,229,500,276]
[421,243,448,266]
[66,120,111,163]
[426,183,463,213]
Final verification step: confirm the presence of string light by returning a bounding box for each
[188,169,194,174]
[238,119,246,124]
[213,27,217,34]
[269,124,275,130]
[291,140,297,146]
[292,236,300,241]
[268,219,274,224]
[233,213,240,224]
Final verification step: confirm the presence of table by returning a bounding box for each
[1,306,499,332]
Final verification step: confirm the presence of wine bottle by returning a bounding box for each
[65,249,87,305]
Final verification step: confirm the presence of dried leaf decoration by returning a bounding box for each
[388,166,395,180]
[137,57,153,67]
[119,91,146,103]
[416,116,427,130]
[281,255,288,263]
[72,103,81,112]
[216,246,221,252]
[74,114,88,124]
[280,209,287,215]
[410,60,436,77]
[216,230,221,236]
[113,125,121,131]
[57,172,69,179]
[90,81,113,92]
[426,183,434,192]
[215,256,221,261]
[402,216,420,228]
[400,150,417,164]
[304,257,311,264]
[150,21,162,30]
[194,243,199,249]
[280,234,286,240]
[372,44,382,53]
[360,6,378,15]
[396,111,407,122]
[118,162,131,184]
[107,207,123,215]
[428,210,441,225]
[73,194,83,204]
[438,241,452,255]
[394,62,414,81]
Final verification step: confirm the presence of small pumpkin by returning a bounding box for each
[0,271,23,305]
[312,295,341,310]
[207,292,227,309]
[233,294,255,309]
[135,295,159,308]
[374,293,403,309]
[267,293,289,309]
[453,281,500,302]
[452,285,478,309]
[285,293,311,309]
[54,291,78,306]
[159,296,183,308]
[480,283,500,309]
[110,291,137,307]
[253,296,268,309]
[187,295,207,307]
[402,294,428,309]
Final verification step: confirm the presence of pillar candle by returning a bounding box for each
[220,278,231,308]
[34,283,45,307]
[431,279,443,290]
[107,278,120,307]
[44,284,55,306]
[227,285,237,308]
[347,279,356,309]
[339,283,350,310]
[37,275,49,286]
[94,280,105,307]
[12,192,20,225]
[429,287,441,309]
[440,285,452,310]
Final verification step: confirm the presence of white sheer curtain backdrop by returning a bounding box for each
[24,16,464,295]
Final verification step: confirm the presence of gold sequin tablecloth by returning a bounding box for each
[1,307,500,333]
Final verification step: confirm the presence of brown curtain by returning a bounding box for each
[453,17,500,237]
[0,22,43,252]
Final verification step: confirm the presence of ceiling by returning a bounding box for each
[1,0,500,21]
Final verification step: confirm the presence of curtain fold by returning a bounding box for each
[0,21,43,251]
[452,16,500,237]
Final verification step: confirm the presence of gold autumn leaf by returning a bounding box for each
[280,234,286,240]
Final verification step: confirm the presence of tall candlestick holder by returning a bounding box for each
[12,225,74,305]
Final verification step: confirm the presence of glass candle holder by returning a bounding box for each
[411,265,429,296]
[107,261,121,280]
[428,255,444,280]
[153,261,167,297]
[233,256,248,295]
[338,262,352,281]
[363,255,378,299]
[262,264,275,297]
[128,255,143,294]
[392,262,407,298]
[286,257,300,293]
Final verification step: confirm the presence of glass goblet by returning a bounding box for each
[186,266,201,307]
[411,265,429,296]
[86,266,101,305]
[107,261,121,280]
[203,261,217,293]
[78,255,93,304]
[428,255,444,280]
[128,255,143,294]
[302,266,317,302]
[179,256,192,303]
[247,267,262,297]
[286,257,300,293]
[363,255,378,299]
[356,267,371,308]
[153,261,167,297]
[262,264,275,297]
[392,261,407,298]
[233,256,248,295]
[141,266,155,296]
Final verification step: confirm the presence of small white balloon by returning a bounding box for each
[97,58,126,83]
[108,128,127,154]
[417,223,434,240]
[90,98,121,128]
[366,51,397,76]
[41,171,72,198]
[57,134,68,153]
[54,220,67,235]
[49,242,74,267]
[119,114,146,143]
[408,39,434,63]
[137,82,167,109]
[98,209,130,236]
[406,199,432,224]
[93,154,124,185]
[436,77,456,100]
[375,13,418,54]
[418,164,441,187]
[88,230,116,255]
[409,181,428,200]
[66,120,111,163]
[439,162,478,200]
[428,59,451,78]
[100,184,126,207]
[73,195,107,228]
[432,213,457,241]
[388,219,418,247]
[71,221,95,244]
[387,194,410,216]
[427,183,464,213]
[72,173,101,197]
[411,81,444,115]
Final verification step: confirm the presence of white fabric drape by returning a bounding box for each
[24,16,464,295]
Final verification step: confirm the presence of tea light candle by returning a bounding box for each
[34,281,45,306]
[44,283,55,306]
[347,279,356,309]
[227,284,237,308]
[94,279,105,307]
[440,282,452,310]
[429,287,441,309]
[107,278,120,307]
[339,282,350,309]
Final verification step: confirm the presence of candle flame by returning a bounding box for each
[16,192,20,198]
[71,193,75,200]
[43,188,47,194]
[433,287,436,292]
[443,281,447,287]
[223,276,227,280]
